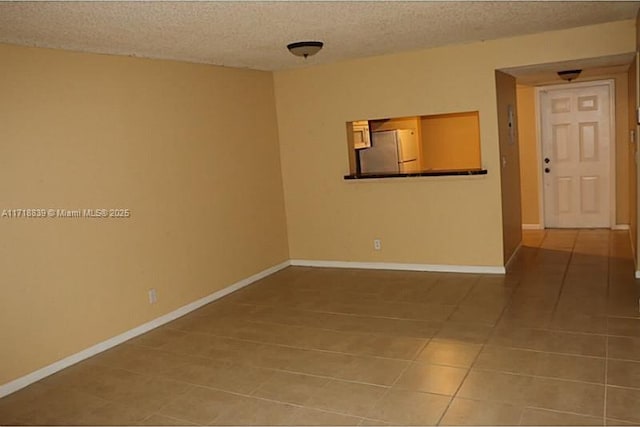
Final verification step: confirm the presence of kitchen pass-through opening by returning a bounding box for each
[346,111,482,176]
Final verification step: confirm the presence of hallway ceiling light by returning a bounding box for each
[287,41,324,58]
[557,69,582,82]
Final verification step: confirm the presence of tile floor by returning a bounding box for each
[1,229,640,425]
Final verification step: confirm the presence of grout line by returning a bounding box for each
[361,344,422,425]
[516,405,526,425]
[320,300,437,424]
[522,404,605,421]
[433,361,476,425]
[176,304,458,334]
[604,382,640,392]
[490,231,544,336]
[605,354,640,364]
[132,333,427,364]
[606,313,640,320]
[469,366,607,387]
[159,319,630,364]
[237,304,638,339]
[145,386,196,422]
[492,323,636,339]
[607,417,640,425]
[435,289,512,425]
[247,367,278,396]
[129,335,632,390]
[189,381,378,424]
[96,355,402,390]
[245,301,462,323]
[447,394,610,424]
[443,274,483,322]
[138,305,640,368]
[134,317,636,380]
[547,229,579,322]
[411,337,432,362]
[191,291,640,336]
[604,230,612,425]
[462,238,552,427]
[40,365,197,426]
[163,321,442,360]
[140,411,197,426]
[76,361,388,425]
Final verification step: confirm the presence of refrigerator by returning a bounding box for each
[358,129,420,174]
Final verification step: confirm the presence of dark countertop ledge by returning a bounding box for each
[344,168,488,180]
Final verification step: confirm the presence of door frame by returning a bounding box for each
[534,79,616,229]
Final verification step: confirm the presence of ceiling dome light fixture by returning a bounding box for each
[287,41,324,59]
[557,69,582,82]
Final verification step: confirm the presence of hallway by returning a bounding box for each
[0,229,639,425]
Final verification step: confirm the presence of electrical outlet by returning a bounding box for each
[374,239,381,250]
[148,288,158,304]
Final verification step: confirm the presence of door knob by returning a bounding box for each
[544,167,551,173]
[544,158,550,164]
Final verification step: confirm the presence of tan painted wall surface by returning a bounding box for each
[628,58,637,256]
[420,112,481,170]
[516,86,540,225]
[517,73,630,227]
[636,8,640,269]
[615,74,631,225]
[0,44,289,385]
[496,71,522,263]
[274,20,634,267]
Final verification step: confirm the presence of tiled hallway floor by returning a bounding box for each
[2,230,640,425]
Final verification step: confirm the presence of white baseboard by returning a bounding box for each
[0,260,290,399]
[612,224,630,230]
[290,259,505,275]
[523,224,631,231]
[522,224,543,230]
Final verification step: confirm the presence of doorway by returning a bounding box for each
[537,80,615,228]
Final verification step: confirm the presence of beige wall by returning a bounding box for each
[0,44,289,385]
[517,73,631,227]
[628,58,638,256]
[617,73,632,225]
[516,86,541,225]
[496,71,522,263]
[420,112,481,170]
[274,20,635,268]
[636,8,640,269]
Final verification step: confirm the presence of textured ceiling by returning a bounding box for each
[0,1,638,71]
